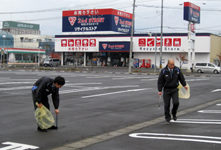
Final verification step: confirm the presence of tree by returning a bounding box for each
[50,52,61,59]
[175,52,188,69]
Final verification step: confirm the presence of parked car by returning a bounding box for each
[43,58,60,67]
[193,63,220,74]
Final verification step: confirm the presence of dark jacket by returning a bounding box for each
[32,77,60,109]
[158,65,186,92]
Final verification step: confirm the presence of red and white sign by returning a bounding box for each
[90,39,96,47]
[114,16,119,26]
[139,38,146,47]
[191,24,195,32]
[102,44,108,49]
[75,39,81,47]
[68,39,74,47]
[61,39,67,47]
[147,38,154,47]
[173,38,181,47]
[164,38,172,47]
[156,38,163,47]
[68,17,77,26]
[82,39,89,47]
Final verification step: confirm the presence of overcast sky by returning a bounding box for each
[0,0,220,36]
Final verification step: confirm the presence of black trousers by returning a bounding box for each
[163,88,179,121]
[32,91,50,111]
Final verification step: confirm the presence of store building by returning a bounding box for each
[55,8,221,69]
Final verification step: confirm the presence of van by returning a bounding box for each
[193,63,220,74]
[43,58,60,67]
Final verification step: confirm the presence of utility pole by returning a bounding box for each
[128,0,135,74]
[159,0,163,70]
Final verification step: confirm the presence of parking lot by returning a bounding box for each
[0,69,221,150]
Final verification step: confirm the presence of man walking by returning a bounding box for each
[157,58,187,124]
[32,76,65,132]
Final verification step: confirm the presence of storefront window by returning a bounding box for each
[64,52,84,66]
[15,54,22,60]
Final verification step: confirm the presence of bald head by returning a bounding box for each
[167,58,175,69]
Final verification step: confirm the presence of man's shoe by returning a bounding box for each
[173,116,177,121]
[37,127,47,132]
[48,125,58,130]
[165,120,170,125]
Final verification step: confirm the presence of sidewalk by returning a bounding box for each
[0,64,209,77]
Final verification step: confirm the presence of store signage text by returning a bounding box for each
[139,38,181,47]
[61,39,96,51]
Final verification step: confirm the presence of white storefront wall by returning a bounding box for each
[55,35,211,69]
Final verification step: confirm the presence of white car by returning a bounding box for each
[193,63,220,74]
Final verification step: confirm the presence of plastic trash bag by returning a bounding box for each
[35,103,55,129]
[177,83,190,99]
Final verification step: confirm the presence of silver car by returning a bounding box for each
[193,63,220,74]
[43,58,60,67]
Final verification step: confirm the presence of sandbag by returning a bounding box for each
[35,103,55,129]
[177,83,190,99]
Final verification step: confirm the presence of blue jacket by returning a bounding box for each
[158,65,186,92]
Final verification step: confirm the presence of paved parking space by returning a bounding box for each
[0,70,221,150]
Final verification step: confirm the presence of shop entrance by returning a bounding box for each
[86,52,129,67]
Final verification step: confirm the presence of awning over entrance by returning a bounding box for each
[2,48,45,54]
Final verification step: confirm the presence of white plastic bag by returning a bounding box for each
[177,83,190,99]
[35,103,55,129]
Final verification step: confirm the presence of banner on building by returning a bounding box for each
[183,2,200,23]
[62,8,132,34]
[99,41,130,52]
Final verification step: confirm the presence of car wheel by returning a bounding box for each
[214,70,219,74]
[56,64,59,67]
[197,69,202,73]
[44,64,47,67]
[50,64,53,67]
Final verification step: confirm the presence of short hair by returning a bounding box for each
[54,76,65,85]
[168,58,174,64]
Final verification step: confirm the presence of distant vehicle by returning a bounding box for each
[43,58,60,67]
[193,63,220,74]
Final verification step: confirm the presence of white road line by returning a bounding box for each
[65,83,103,86]
[198,110,221,113]
[211,89,221,93]
[113,77,151,80]
[141,78,158,81]
[170,119,221,124]
[60,85,140,94]
[129,133,221,144]
[0,86,31,91]
[216,104,221,106]
[185,79,209,82]
[0,82,32,85]
[81,88,151,99]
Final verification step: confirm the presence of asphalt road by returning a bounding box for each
[0,70,221,150]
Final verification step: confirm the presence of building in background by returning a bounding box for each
[0,21,56,64]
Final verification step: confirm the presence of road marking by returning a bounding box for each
[141,78,158,81]
[211,89,221,93]
[185,79,209,82]
[60,85,140,94]
[81,88,151,99]
[52,98,221,150]
[129,133,221,144]
[0,142,39,150]
[65,83,103,86]
[198,110,221,113]
[0,82,32,85]
[216,104,221,106]
[170,119,221,124]
[0,86,31,91]
[112,77,151,80]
